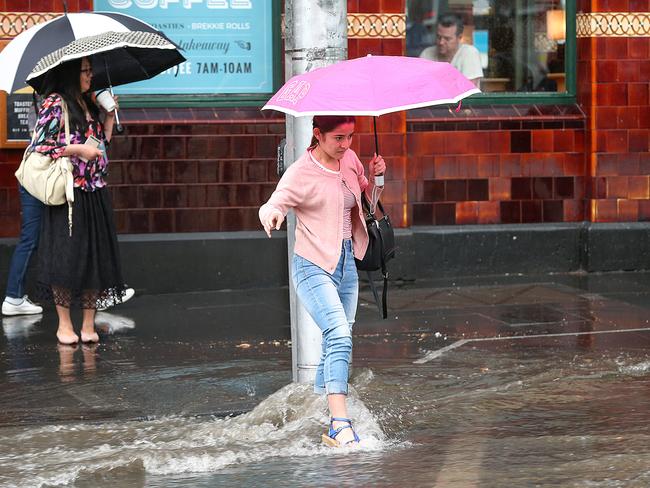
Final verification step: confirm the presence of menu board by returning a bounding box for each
[0,92,33,148]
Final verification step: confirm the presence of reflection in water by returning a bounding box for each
[95,312,136,335]
[57,343,99,382]
[3,315,43,377]
[82,343,98,376]
[57,344,77,382]
[2,314,42,340]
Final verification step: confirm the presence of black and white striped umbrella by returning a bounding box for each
[0,11,176,93]
[26,30,185,93]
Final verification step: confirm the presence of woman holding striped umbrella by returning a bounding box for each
[0,14,184,337]
[31,56,126,344]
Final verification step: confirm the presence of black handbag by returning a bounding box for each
[355,193,396,319]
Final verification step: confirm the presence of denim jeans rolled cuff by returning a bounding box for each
[325,380,349,395]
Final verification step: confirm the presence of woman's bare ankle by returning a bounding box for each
[81,323,95,333]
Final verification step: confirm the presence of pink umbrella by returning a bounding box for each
[262,54,480,152]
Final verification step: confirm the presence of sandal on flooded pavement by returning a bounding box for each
[321,417,360,448]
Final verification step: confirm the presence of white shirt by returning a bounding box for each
[419,43,484,81]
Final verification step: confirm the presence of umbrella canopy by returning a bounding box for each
[25,30,185,94]
[262,55,480,117]
[0,11,174,93]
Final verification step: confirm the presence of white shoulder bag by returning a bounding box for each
[15,99,75,235]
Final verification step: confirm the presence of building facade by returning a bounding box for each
[0,1,648,285]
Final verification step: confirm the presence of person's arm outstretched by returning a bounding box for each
[259,164,306,238]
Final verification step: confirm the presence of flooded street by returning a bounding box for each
[1,273,650,487]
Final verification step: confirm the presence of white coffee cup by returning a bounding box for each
[96,89,116,112]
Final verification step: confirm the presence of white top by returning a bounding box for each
[342,180,356,239]
[419,43,484,81]
[308,149,355,239]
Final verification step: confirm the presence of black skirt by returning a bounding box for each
[37,187,126,309]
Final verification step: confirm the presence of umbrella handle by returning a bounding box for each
[107,86,124,134]
[373,116,384,186]
[113,109,124,134]
[103,55,124,134]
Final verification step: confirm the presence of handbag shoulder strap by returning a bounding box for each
[362,192,391,319]
[58,97,71,145]
[53,96,74,235]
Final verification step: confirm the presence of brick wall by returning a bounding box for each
[406,105,588,225]
[106,109,284,233]
[576,0,650,222]
[0,1,92,11]
[1,0,648,236]
[0,148,21,236]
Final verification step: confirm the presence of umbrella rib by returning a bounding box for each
[121,46,154,78]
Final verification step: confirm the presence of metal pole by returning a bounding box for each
[284,0,347,383]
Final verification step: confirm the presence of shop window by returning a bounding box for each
[406,0,573,98]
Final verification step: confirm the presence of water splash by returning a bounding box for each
[618,360,650,376]
[0,378,389,487]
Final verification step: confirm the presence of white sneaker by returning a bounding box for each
[97,287,135,312]
[2,296,43,316]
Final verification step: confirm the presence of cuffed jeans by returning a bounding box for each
[292,240,358,395]
[5,186,44,299]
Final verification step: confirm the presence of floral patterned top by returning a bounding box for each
[29,93,109,192]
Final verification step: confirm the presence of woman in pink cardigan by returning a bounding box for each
[259,115,385,447]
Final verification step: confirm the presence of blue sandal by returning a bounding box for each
[321,417,360,447]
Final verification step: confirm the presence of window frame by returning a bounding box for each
[120,0,576,108]
[119,0,282,109]
[421,0,577,106]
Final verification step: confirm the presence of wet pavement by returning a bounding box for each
[1,271,650,487]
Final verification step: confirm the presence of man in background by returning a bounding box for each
[419,14,483,87]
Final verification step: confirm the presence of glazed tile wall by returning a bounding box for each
[576,0,650,222]
[2,0,649,236]
[100,109,408,233]
[105,111,285,233]
[406,107,588,225]
[0,1,92,11]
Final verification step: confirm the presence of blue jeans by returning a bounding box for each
[5,186,44,299]
[292,240,359,395]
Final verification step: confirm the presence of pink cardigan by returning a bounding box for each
[259,149,370,273]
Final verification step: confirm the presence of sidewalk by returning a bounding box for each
[2,270,649,427]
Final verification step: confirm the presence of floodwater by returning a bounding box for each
[1,274,650,487]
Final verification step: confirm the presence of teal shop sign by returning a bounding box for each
[93,0,273,94]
